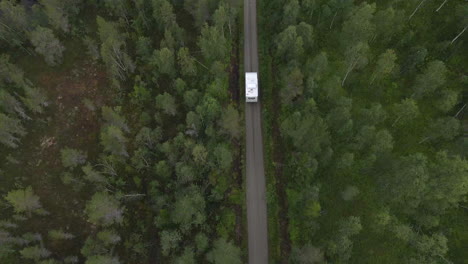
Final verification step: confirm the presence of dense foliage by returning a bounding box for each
[260,0,467,263]
[0,0,467,263]
[0,0,243,263]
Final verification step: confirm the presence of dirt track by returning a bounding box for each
[244,0,269,262]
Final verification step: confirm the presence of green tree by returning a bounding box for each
[340,2,376,47]
[0,0,28,47]
[135,36,152,61]
[102,106,129,132]
[85,192,123,226]
[325,98,353,139]
[61,148,87,168]
[174,247,195,264]
[198,25,228,64]
[20,245,51,261]
[382,153,429,214]
[48,229,75,240]
[402,46,427,75]
[219,105,241,139]
[29,26,65,66]
[290,244,324,264]
[392,98,419,127]
[184,89,201,109]
[40,0,71,32]
[342,42,370,86]
[192,145,208,165]
[177,47,197,77]
[21,86,48,114]
[83,36,100,61]
[409,233,449,264]
[327,216,362,263]
[420,117,459,143]
[0,113,26,148]
[341,186,360,201]
[82,164,107,184]
[100,125,128,157]
[160,229,181,256]
[171,187,206,231]
[155,92,177,116]
[281,66,304,104]
[370,49,397,84]
[213,2,237,36]
[5,187,42,216]
[151,48,175,77]
[152,0,178,31]
[276,25,304,61]
[97,230,121,245]
[373,7,404,44]
[435,89,458,113]
[85,255,120,264]
[423,152,468,215]
[282,0,300,27]
[206,238,242,264]
[280,101,330,155]
[184,0,210,28]
[0,90,28,119]
[102,0,129,21]
[97,16,134,87]
[413,60,447,98]
[306,52,328,81]
[213,145,233,171]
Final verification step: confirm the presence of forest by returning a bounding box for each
[0,0,467,263]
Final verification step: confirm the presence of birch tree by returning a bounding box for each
[85,192,123,227]
[29,26,65,66]
[5,187,42,217]
[342,42,370,86]
[97,16,135,87]
[370,49,397,84]
[0,113,26,148]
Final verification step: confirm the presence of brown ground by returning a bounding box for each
[5,60,112,259]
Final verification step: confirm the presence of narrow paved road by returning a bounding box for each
[244,0,269,263]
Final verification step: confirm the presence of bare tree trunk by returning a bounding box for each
[193,58,210,70]
[409,0,428,21]
[454,104,467,118]
[419,136,430,144]
[122,194,146,198]
[436,0,449,12]
[451,25,468,45]
[370,72,377,85]
[330,11,338,29]
[342,60,357,86]
[392,116,402,127]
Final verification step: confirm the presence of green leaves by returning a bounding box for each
[155,92,177,116]
[97,16,134,87]
[61,148,87,168]
[206,238,242,264]
[413,60,448,98]
[0,113,26,148]
[100,125,128,157]
[85,192,123,227]
[29,26,65,66]
[340,2,376,47]
[276,26,304,61]
[151,48,175,77]
[198,24,228,64]
[5,187,42,216]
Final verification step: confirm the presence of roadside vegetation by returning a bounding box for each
[0,0,244,263]
[1,0,467,263]
[259,0,467,263]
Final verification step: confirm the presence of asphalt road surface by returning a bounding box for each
[244,0,269,263]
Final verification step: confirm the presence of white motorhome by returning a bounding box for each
[245,72,258,103]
